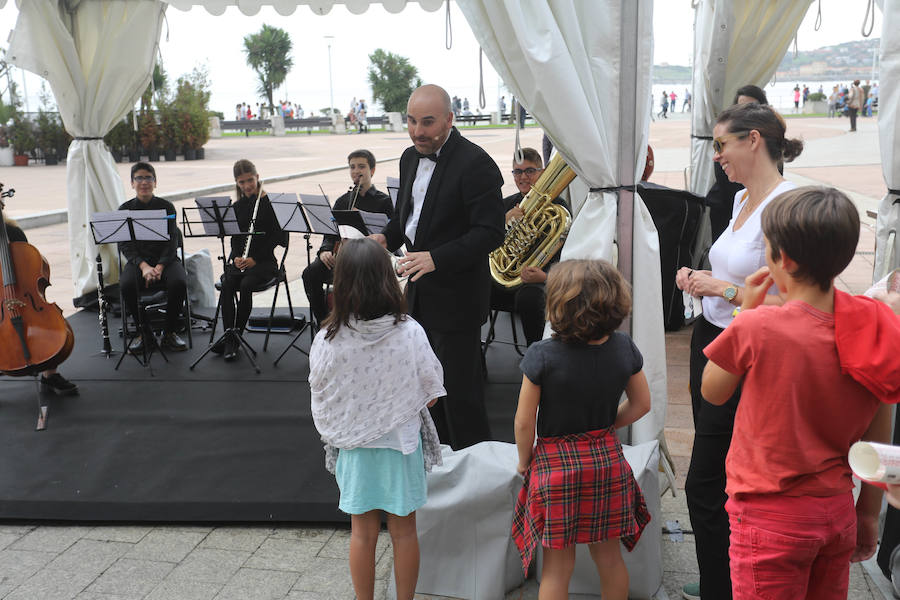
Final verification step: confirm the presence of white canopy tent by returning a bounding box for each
[4,0,892,440]
[8,0,166,297]
[876,0,900,280]
[456,1,667,447]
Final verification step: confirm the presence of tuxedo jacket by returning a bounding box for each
[383,127,504,332]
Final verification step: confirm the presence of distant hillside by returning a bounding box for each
[653,38,880,84]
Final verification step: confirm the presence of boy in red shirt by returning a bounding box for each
[701,186,900,600]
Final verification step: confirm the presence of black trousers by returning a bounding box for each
[685,315,741,600]
[849,107,859,130]
[490,283,546,346]
[425,326,492,450]
[301,257,334,325]
[120,261,187,334]
[220,262,278,333]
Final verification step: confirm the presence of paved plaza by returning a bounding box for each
[0,114,894,599]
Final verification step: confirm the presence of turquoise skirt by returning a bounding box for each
[335,440,426,516]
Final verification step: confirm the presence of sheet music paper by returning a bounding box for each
[299,193,339,236]
[196,196,241,236]
[269,192,310,232]
[332,209,389,237]
[90,210,170,243]
[386,176,400,208]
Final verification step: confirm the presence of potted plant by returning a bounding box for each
[138,112,160,162]
[159,103,181,161]
[9,115,35,166]
[0,124,12,167]
[104,118,132,163]
[35,110,65,166]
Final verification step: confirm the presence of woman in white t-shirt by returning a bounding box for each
[674,102,804,600]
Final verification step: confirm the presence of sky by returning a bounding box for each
[0,0,884,116]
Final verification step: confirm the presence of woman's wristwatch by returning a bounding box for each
[723,285,738,304]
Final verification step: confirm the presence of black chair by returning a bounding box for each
[117,229,193,369]
[208,238,295,352]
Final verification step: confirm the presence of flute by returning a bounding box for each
[239,182,263,270]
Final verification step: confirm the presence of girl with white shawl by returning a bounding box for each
[309,238,444,600]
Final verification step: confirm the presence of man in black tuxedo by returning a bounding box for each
[372,84,504,449]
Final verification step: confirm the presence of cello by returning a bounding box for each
[0,183,75,378]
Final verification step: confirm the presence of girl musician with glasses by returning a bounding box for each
[213,159,286,361]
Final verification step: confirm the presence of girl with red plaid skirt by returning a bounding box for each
[512,259,652,600]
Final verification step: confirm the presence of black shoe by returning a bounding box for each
[210,338,226,355]
[40,373,79,396]
[161,332,188,352]
[224,338,239,362]
[129,331,157,355]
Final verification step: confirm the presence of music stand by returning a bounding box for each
[90,209,173,372]
[184,197,264,374]
[272,192,339,366]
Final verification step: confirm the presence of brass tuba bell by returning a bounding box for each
[489,153,576,288]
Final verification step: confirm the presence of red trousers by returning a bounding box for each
[726,492,857,600]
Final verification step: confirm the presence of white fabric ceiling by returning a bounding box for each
[164,0,444,16]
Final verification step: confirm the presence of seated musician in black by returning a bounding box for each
[301,149,393,326]
[492,147,565,346]
[0,213,78,395]
[118,162,188,354]
[214,159,286,361]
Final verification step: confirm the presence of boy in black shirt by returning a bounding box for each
[118,162,188,353]
[301,150,393,325]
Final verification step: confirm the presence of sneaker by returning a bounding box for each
[224,338,239,362]
[682,583,700,600]
[161,332,188,352]
[210,338,226,355]
[40,373,79,396]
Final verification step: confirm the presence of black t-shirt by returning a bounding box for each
[520,332,643,437]
[117,196,179,268]
[229,193,285,267]
[317,186,393,256]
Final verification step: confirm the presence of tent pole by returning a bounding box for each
[616,0,641,333]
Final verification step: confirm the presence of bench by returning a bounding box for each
[284,117,334,133]
[220,119,271,133]
[455,114,492,126]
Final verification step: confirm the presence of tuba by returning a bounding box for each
[489,153,576,288]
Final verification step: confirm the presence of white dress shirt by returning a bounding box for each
[404,137,449,245]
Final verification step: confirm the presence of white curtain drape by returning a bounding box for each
[875,0,899,281]
[8,0,166,297]
[457,0,667,446]
[689,0,813,196]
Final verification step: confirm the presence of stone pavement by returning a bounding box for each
[0,118,894,599]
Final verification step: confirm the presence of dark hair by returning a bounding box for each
[347,149,376,169]
[130,162,156,180]
[347,149,375,169]
[545,259,631,343]
[323,238,407,340]
[716,102,803,163]
[513,147,542,168]
[761,186,859,292]
[233,159,258,198]
[733,85,768,105]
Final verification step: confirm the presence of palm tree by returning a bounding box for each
[243,25,293,115]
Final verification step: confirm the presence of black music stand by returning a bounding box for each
[272,192,339,366]
[184,197,264,373]
[90,209,172,372]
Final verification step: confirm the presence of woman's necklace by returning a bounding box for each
[740,177,783,220]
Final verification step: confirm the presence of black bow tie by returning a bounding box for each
[417,152,438,162]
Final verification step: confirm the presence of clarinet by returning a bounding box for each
[96,253,113,355]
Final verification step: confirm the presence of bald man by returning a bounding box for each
[373,84,504,450]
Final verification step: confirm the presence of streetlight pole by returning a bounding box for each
[324,35,335,118]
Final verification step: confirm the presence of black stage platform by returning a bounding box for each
[0,309,524,522]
